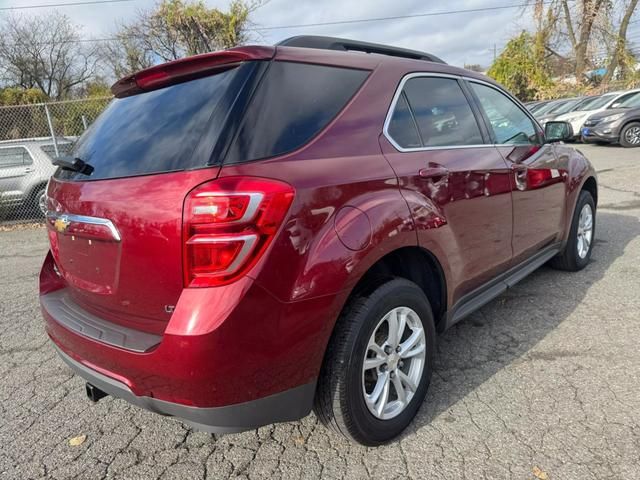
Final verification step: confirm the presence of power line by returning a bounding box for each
[0,0,135,10]
[0,1,564,48]
[253,1,561,31]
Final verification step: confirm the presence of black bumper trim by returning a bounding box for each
[54,345,316,433]
[42,289,161,353]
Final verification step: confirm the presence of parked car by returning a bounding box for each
[555,89,640,139]
[534,97,584,126]
[39,36,598,445]
[582,92,640,147]
[0,137,73,216]
[528,99,554,114]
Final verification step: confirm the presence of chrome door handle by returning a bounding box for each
[418,166,449,180]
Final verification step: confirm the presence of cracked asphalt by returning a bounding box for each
[1,145,640,480]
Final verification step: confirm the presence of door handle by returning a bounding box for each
[418,166,449,181]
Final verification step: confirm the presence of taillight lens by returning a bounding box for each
[183,177,295,287]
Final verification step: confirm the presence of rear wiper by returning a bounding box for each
[52,156,94,176]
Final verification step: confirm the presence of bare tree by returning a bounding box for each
[0,12,99,99]
[602,0,640,84]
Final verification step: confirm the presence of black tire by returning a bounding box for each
[314,278,436,445]
[619,122,640,148]
[549,190,596,271]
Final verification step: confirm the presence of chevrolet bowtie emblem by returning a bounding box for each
[54,216,70,233]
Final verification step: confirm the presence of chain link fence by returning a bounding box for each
[0,97,111,225]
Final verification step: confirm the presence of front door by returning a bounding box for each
[467,81,566,264]
[380,75,514,304]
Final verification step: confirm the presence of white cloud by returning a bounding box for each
[53,0,546,67]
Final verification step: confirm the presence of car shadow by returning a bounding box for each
[406,210,640,435]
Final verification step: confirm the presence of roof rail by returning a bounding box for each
[277,36,446,64]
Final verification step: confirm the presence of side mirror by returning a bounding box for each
[545,121,574,143]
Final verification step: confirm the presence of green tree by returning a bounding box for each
[105,0,257,77]
[0,87,48,106]
[488,32,552,100]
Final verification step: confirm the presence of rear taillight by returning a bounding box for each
[183,177,295,288]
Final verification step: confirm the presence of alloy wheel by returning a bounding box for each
[362,306,426,420]
[577,203,593,259]
[624,126,640,145]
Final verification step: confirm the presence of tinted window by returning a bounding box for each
[58,66,241,181]
[401,77,483,147]
[470,83,538,145]
[0,146,30,167]
[226,62,368,163]
[387,93,421,148]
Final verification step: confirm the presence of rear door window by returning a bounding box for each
[389,76,484,148]
[225,62,369,163]
[57,65,246,181]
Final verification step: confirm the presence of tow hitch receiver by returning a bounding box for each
[85,383,108,403]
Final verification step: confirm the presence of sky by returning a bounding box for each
[2,0,640,68]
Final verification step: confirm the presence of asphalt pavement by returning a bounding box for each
[1,144,639,479]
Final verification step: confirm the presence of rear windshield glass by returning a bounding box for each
[225,61,369,163]
[56,66,241,181]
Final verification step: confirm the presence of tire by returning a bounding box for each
[314,278,436,445]
[619,122,640,148]
[549,190,595,271]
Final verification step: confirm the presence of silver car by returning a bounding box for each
[0,137,73,216]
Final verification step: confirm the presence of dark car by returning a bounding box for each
[39,36,597,445]
[582,93,640,147]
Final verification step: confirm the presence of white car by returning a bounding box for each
[555,89,640,138]
[0,137,74,216]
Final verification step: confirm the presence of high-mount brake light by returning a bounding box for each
[183,177,295,288]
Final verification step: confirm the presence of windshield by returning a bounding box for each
[534,101,561,116]
[548,99,581,115]
[575,94,615,111]
[56,65,246,181]
[617,92,640,108]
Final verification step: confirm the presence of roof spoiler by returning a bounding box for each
[277,36,446,64]
[111,46,275,98]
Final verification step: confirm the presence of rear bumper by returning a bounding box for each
[54,344,315,433]
[40,251,346,431]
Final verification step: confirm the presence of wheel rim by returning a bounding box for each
[624,126,640,145]
[38,191,47,215]
[576,203,593,259]
[362,306,426,420]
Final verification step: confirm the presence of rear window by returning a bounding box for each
[56,66,244,181]
[224,62,369,163]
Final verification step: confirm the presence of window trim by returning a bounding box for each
[383,72,493,152]
[383,72,545,152]
[464,78,544,146]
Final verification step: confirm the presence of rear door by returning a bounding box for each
[466,80,566,264]
[45,63,259,334]
[380,74,513,302]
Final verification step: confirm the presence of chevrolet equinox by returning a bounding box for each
[40,36,598,445]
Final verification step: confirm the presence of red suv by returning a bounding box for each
[40,36,597,445]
